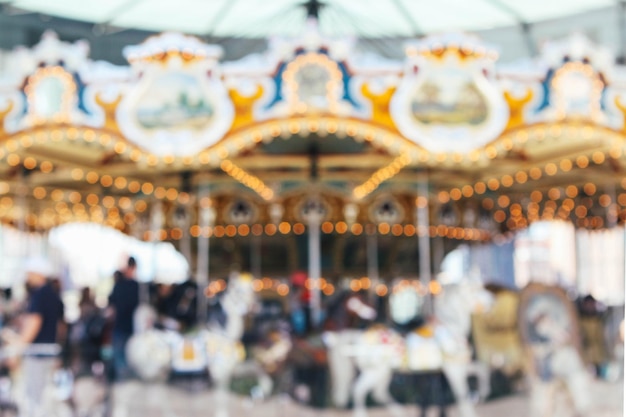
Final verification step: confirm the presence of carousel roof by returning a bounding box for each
[0,25,625,252]
[0,0,616,38]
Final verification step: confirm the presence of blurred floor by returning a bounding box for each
[109,379,624,417]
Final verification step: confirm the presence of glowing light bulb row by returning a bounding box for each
[225,278,442,299]
[0,127,209,169]
[220,159,274,200]
[0,192,496,241]
[7,188,622,237]
[437,147,626,204]
[353,154,411,199]
[407,42,499,62]
[391,279,442,296]
[551,63,604,122]
[1,108,625,173]
[127,49,212,65]
[0,202,131,231]
[25,66,76,125]
[398,123,626,168]
[0,154,188,205]
[5,180,624,236]
[0,115,418,169]
[481,189,626,232]
[282,53,344,115]
[181,222,492,241]
[204,279,228,298]
[0,152,55,172]
[207,278,299,298]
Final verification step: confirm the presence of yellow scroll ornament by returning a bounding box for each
[94,93,123,133]
[229,85,264,131]
[361,84,397,131]
[504,88,533,130]
[0,101,14,139]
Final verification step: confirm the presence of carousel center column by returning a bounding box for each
[416,175,432,315]
[196,187,215,325]
[306,197,323,329]
[147,197,164,304]
[16,168,28,260]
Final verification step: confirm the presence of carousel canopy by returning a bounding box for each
[0,0,615,37]
[0,1,623,64]
[0,9,625,282]
[0,28,624,240]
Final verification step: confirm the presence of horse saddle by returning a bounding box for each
[404,326,444,371]
[414,325,435,338]
[204,333,246,364]
[171,336,207,373]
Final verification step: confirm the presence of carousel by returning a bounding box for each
[0,1,624,416]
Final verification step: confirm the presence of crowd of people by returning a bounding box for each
[1,258,65,417]
[0,256,160,415]
[0,255,619,415]
[0,254,236,405]
[0,256,378,414]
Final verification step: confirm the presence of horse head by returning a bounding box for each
[221,272,256,317]
[323,290,377,332]
[217,272,257,341]
[126,329,172,382]
[434,277,494,338]
[133,303,158,334]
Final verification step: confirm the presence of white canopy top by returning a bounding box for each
[0,0,615,38]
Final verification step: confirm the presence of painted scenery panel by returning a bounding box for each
[32,76,66,118]
[135,72,213,131]
[410,68,488,126]
[295,63,331,107]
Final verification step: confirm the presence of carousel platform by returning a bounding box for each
[108,380,624,417]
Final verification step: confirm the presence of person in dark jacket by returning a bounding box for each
[5,258,64,417]
[76,287,105,375]
[107,257,139,381]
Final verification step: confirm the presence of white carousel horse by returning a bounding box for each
[125,303,173,382]
[126,274,257,381]
[536,351,625,417]
[325,279,494,417]
[120,305,181,417]
[126,273,268,416]
[323,295,378,409]
[524,298,623,417]
[202,273,287,417]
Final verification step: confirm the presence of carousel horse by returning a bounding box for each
[325,279,493,417]
[200,274,269,397]
[126,273,270,415]
[250,321,293,392]
[322,290,378,409]
[126,304,172,382]
[68,362,108,417]
[523,295,623,417]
